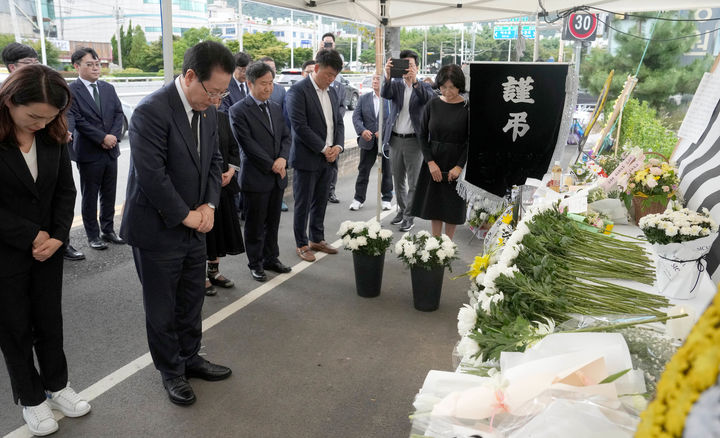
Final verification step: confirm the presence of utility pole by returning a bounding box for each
[115,1,123,69]
[460,25,464,64]
[57,0,64,39]
[161,0,173,84]
[290,10,294,68]
[470,23,476,62]
[237,0,243,51]
[423,27,428,73]
[34,0,47,65]
[453,34,457,64]
[9,0,21,42]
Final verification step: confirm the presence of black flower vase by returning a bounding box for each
[352,252,385,297]
[410,265,444,311]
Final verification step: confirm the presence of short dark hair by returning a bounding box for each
[71,47,99,65]
[234,52,252,68]
[1,42,38,67]
[259,56,274,64]
[246,61,275,83]
[301,60,316,70]
[315,49,343,74]
[400,49,419,67]
[321,32,335,42]
[0,64,71,145]
[182,41,234,82]
[435,64,466,93]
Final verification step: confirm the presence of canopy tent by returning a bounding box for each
[245,0,720,27]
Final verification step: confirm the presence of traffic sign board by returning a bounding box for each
[562,13,598,41]
[493,25,536,40]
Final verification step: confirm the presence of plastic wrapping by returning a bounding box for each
[589,198,630,225]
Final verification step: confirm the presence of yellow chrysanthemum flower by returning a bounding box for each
[501,214,513,225]
[468,254,491,279]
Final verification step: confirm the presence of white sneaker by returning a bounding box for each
[46,385,91,418]
[349,200,363,211]
[22,401,58,436]
[381,201,392,211]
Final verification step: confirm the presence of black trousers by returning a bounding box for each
[131,235,206,380]
[0,253,68,406]
[293,165,331,248]
[77,154,118,239]
[328,157,339,195]
[242,187,284,269]
[354,145,393,204]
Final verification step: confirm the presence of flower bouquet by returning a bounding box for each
[570,159,607,184]
[467,204,505,240]
[627,158,679,224]
[337,220,393,297]
[395,231,458,311]
[638,207,718,299]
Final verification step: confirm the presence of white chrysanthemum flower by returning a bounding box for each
[436,249,447,261]
[666,225,678,237]
[342,235,351,246]
[417,230,431,238]
[404,244,417,258]
[475,273,486,287]
[425,237,440,251]
[457,304,478,336]
[680,226,693,237]
[444,247,456,258]
[420,250,431,262]
[407,257,416,265]
[401,232,411,241]
[379,229,393,239]
[338,220,352,236]
[441,240,456,251]
[533,317,555,335]
[367,230,377,239]
[356,236,368,246]
[348,238,359,250]
[394,241,404,254]
[441,234,452,243]
[352,222,366,234]
[456,336,481,358]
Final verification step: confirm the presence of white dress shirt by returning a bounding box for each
[174,75,200,153]
[78,76,100,102]
[308,73,335,152]
[393,81,414,134]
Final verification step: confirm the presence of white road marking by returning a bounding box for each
[4,209,393,438]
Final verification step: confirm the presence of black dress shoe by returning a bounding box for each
[101,232,125,244]
[263,260,292,274]
[88,238,108,250]
[328,193,340,204]
[63,245,85,261]
[163,376,196,405]
[186,359,232,381]
[251,268,267,282]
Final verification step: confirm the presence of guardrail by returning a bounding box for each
[64,76,165,83]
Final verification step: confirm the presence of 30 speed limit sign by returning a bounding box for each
[562,13,598,41]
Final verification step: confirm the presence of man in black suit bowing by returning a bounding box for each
[219,51,251,113]
[120,41,234,406]
[68,47,125,250]
[229,61,292,282]
[286,49,344,262]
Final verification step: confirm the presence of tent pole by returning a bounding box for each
[375,24,385,223]
[161,0,173,84]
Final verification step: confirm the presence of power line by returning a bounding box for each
[595,15,720,43]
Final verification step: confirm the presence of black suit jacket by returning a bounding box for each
[217,111,241,194]
[0,131,76,276]
[352,92,389,150]
[229,95,290,192]
[286,77,344,172]
[120,82,223,251]
[67,79,124,162]
[219,78,246,114]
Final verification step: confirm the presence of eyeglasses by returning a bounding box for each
[200,81,230,100]
[15,58,40,66]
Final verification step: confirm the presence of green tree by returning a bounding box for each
[137,38,164,72]
[172,27,221,70]
[580,13,709,110]
[127,25,148,68]
[0,35,60,68]
[122,22,133,64]
[225,39,239,54]
[359,47,375,64]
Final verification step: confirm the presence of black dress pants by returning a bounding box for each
[354,144,393,204]
[0,253,68,406]
[293,165,331,248]
[131,234,206,380]
[242,187,284,269]
[78,154,118,239]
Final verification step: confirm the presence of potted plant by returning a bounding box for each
[626,157,679,224]
[395,231,458,311]
[337,220,393,297]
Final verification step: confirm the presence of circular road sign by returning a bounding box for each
[568,13,598,40]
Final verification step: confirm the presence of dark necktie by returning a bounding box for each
[239,82,246,98]
[260,103,273,134]
[191,110,200,155]
[90,83,101,110]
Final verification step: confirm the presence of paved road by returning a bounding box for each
[0,166,475,438]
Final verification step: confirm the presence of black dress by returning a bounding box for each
[410,98,468,224]
[206,112,245,259]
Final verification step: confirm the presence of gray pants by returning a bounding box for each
[389,135,423,220]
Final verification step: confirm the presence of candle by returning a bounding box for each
[666,306,697,340]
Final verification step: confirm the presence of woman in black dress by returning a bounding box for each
[204,101,245,296]
[0,65,91,436]
[411,64,468,239]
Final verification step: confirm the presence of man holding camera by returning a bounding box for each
[381,50,434,232]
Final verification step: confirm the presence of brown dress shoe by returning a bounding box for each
[309,241,338,254]
[296,246,316,262]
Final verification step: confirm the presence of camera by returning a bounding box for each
[323,41,333,49]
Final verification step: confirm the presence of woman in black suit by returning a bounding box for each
[204,100,245,296]
[0,65,90,436]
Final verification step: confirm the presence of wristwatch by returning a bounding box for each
[207,202,216,210]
